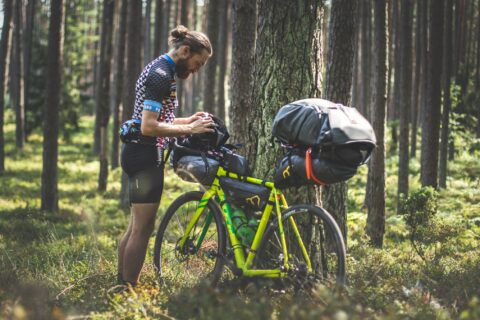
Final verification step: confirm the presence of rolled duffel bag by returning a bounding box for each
[175,155,220,185]
[272,98,376,155]
[219,177,270,211]
[273,148,358,189]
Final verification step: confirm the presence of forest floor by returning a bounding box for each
[0,116,479,319]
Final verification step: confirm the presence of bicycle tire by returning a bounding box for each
[153,191,226,287]
[255,204,346,287]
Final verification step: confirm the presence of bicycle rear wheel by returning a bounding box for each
[255,204,346,287]
[153,191,226,287]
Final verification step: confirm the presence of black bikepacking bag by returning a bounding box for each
[221,152,250,176]
[219,177,270,211]
[273,148,358,189]
[175,155,220,186]
[272,98,376,154]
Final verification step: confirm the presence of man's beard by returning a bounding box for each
[175,58,190,79]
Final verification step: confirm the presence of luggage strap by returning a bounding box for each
[305,147,328,186]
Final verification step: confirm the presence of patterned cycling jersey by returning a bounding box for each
[131,54,177,149]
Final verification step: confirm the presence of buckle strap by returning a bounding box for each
[305,147,327,186]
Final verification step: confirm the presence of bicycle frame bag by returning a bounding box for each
[175,155,220,185]
[273,148,358,189]
[219,177,270,211]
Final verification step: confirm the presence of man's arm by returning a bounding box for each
[141,110,214,137]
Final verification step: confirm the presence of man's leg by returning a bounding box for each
[122,203,159,284]
[117,214,133,282]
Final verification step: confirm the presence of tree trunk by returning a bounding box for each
[351,6,360,109]
[153,0,164,57]
[176,0,189,117]
[230,0,256,144]
[439,0,453,189]
[216,0,229,122]
[0,0,13,174]
[248,0,322,176]
[111,0,127,169]
[162,0,171,53]
[97,0,115,192]
[12,0,25,149]
[120,0,143,208]
[321,0,357,242]
[421,0,444,188]
[23,0,35,137]
[360,0,371,118]
[366,0,387,248]
[202,0,219,115]
[41,0,64,212]
[247,0,323,272]
[144,0,152,65]
[477,0,480,138]
[397,0,412,206]
[389,0,401,152]
[418,0,428,140]
[410,0,423,159]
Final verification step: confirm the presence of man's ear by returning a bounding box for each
[179,45,191,59]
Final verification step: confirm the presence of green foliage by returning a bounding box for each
[399,186,438,231]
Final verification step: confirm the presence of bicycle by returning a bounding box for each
[153,146,347,289]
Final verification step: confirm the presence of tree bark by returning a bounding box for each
[144,0,152,65]
[153,0,164,57]
[439,0,453,189]
[12,0,25,149]
[421,0,444,188]
[23,0,35,135]
[176,0,190,117]
[97,0,115,192]
[111,0,127,169]
[162,0,171,53]
[397,0,412,205]
[41,0,64,212]
[0,0,13,174]
[360,0,371,118]
[230,0,256,144]
[410,0,424,159]
[202,0,219,115]
[120,0,143,208]
[216,0,229,122]
[322,0,357,242]
[477,0,480,138]
[366,0,387,248]
[248,0,322,177]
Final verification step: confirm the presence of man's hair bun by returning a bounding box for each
[170,25,189,42]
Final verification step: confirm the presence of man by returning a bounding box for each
[118,25,214,286]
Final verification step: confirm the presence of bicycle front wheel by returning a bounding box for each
[153,191,226,287]
[255,204,346,287]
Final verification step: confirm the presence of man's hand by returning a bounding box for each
[188,111,212,124]
[189,116,215,134]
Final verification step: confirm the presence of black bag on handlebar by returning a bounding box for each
[171,116,250,184]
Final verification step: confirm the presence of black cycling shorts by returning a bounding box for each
[121,143,164,204]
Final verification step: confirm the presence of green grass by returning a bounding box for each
[1,117,479,319]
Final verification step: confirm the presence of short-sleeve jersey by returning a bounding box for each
[131,54,177,149]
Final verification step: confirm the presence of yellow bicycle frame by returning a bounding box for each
[177,166,313,278]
